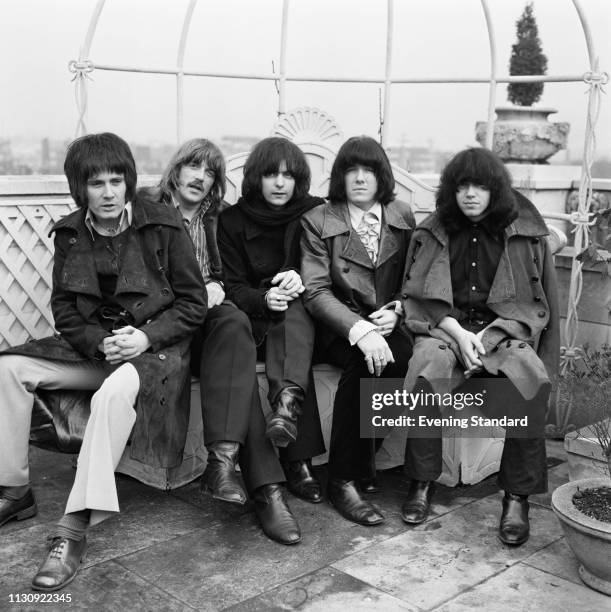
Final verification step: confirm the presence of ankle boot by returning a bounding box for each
[201,441,247,505]
[401,480,435,525]
[498,492,530,546]
[266,386,304,448]
[282,459,322,503]
[253,484,301,545]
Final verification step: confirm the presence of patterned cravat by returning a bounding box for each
[356,211,381,264]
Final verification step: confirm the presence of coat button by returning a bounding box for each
[519,342,526,348]
[158,353,166,360]
[402,292,408,299]
[531,238,539,245]
[438,344,447,350]
[69,237,77,244]
[506,340,512,348]
[342,267,350,273]
[534,296,542,302]
[537,310,546,318]
[161,288,170,296]
[533,256,539,264]
[531,276,539,282]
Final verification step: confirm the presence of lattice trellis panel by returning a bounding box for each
[0,198,75,350]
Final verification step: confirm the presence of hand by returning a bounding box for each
[271,270,304,295]
[206,281,225,308]
[356,331,395,376]
[265,287,289,312]
[455,328,486,377]
[103,326,151,364]
[368,308,399,337]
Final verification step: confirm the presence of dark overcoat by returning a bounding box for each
[3,193,207,468]
[401,192,560,400]
[300,199,415,351]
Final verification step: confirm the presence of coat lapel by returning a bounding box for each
[114,229,153,295]
[376,201,409,268]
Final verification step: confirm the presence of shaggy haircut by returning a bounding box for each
[436,147,517,234]
[328,136,395,205]
[242,137,311,201]
[159,138,226,204]
[64,132,137,209]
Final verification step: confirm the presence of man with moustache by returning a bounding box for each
[147,139,303,545]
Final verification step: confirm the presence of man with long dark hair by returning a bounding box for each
[401,147,559,545]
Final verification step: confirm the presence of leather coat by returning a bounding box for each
[3,193,207,468]
[401,192,560,400]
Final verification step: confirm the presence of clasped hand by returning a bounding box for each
[368,307,399,337]
[266,270,305,312]
[357,331,395,376]
[456,328,486,377]
[99,326,151,365]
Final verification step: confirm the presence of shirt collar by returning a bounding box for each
[347,201,382,230]
[85,201,132,238]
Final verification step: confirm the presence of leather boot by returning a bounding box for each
[359,477,380,494]
[266,386,304,448]
[31,536,87,592]
[253,484,301,545]
[201,441,247,505]
[282,459,322,503]
[498,492,530,546]
[401,480,435,525]
[327,478,384,526]
[0,488,37,527]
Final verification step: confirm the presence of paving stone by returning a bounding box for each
[522,537,583,586]
[228,566,417,612]
[331,495,563,610]
[434,563,609,612]
[115,499,421,611]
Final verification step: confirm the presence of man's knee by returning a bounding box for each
[91,364,139,414]
[206,304,253,339]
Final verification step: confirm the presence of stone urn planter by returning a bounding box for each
[475,106,569,164]
[551,477,611,595]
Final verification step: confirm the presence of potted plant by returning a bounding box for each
[476,2,569,163]
[551,344,611,595]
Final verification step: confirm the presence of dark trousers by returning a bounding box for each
[404,376,548,495]
[324,329,413,481]
[191,303,284,492]
[256,299,326,463]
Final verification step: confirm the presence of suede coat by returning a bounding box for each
[3,194,207,468]
[301,199,415,351]
[401,192,560,400]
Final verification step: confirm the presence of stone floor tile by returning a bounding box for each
[331,495,563,610]
[433,563,608,612]
[115,500,420,611]
[228,566,418,612]
[521,537,583,586]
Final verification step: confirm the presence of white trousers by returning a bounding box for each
[0,355,139,526]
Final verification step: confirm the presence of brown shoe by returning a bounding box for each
[266,386,304,448]
[282,459,322,503]
[498,493,530,546]
[401,480,435,525]
[201,441,247,505]
[0,488,37,527]
[31,536,87,592]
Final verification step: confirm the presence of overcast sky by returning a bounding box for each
[1,0,610,159]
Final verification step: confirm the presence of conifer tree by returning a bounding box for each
[507,3,548,106]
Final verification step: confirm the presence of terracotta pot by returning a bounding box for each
[475,106,569,164]
[551,477,611,595]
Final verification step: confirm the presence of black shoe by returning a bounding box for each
[327,479,384,526]
[201,441,247,505]
[401,480,435,525]
[359,477,380,494]
[0,488,37,527]
[253,484,301,545]
[266,386,304,448]
[282,459,322,503]
[31,536,87,592]
[498,493,530,546]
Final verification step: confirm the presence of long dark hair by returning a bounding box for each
[241,137,311,201]
[436,147,517,233]
[64,133,137,209]
[328,136,395,205]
